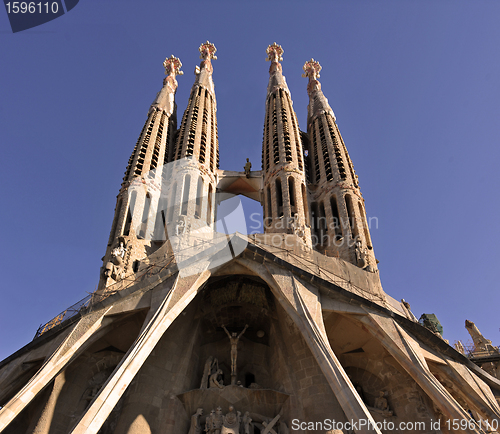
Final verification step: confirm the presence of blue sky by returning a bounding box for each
[1,1,500,362]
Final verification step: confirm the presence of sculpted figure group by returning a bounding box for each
[189,406,283,434]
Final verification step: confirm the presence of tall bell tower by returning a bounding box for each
[261,43,311,246]
[99,55,183,289]
[165,41,219,238]
[303,59,377,271]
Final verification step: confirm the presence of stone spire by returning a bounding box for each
[99,55,183,289]
[173,41,219,171]
[261,43,311,245]
[164,42,220,243]
[303,59,376,271]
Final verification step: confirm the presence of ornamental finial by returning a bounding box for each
[302,59,321,80]
[163,55,183,76]
[199,41,217,61]
[266,43,284,63]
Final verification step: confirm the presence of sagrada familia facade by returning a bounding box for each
[0,42,499,434]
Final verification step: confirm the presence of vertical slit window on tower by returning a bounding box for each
[266,186,273,226]
[139,193,151,239]
[345,194,358,239]
[195,177,203,219]
[288,177,295,215]
[330,196,343,240]
[358,201,372,248]
[164,118,172,165]
[153,197,168,241]
[319,202,327,245]
[275,178,283,218]
[123,190,137,236]
[207,184,213,224]
[302,184,310,226]
[310,201,319,247]
[181,175,191,216]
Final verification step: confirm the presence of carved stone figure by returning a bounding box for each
[374,391,389,412]
[290,213,305,239]
[454,340,466,355]
[209,369,224,389]
[111,242,126,260]
[222,406,241,433]
[242,411,252,434]
[103,241,129,280]
[222,324,248,381]
[176,215,189,236]
[200,356,218,389]
[188,408,203,434]
[244,158,252,178]
[214,407,223,434]
[205,409,216,434]
[82,385,99,407]
[355,240,366,268]
[372,390,393,417]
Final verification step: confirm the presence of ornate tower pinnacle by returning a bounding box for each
[199,41,217,61]
[302,58,321,80]
[303,59,376,271]
[266,42,283,63]
[265,43,287,92]
[167,42,220,240]
[149,55,183,117]
[302,59,335,126]
[163,54,183,77]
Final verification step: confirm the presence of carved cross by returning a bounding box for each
[266,42,284,63]
[262,414,280,434]
[163,55,183,77]
[302,58,321,80]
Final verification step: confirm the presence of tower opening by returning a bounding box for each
[266,186,272,226]
[181,175,191,216]
[138,193,151,239]
[195,176,203,219]
[330,195,343,240]
[288,177,295,214]
[123,190,137,236]
[275,178,283,218]
[345,194,358,239]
